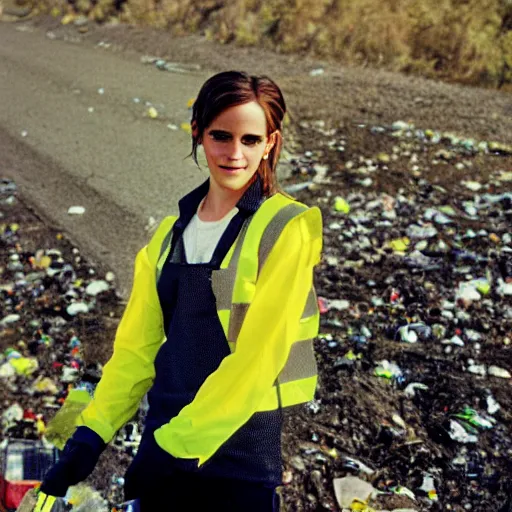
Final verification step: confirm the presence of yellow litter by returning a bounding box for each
[334,197,350,214]
[147,107,158,119]
[10,357,38,376]
[389,237,410,252]
[181,122,192,134]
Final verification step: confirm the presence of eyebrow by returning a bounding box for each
[208,129,264,139]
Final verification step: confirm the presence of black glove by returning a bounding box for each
[40,426,106,497]
[124,430,199,501]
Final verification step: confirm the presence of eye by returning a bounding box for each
[243,137,262,146]
[209,132,230,142]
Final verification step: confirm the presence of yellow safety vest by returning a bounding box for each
[152,193,321,410]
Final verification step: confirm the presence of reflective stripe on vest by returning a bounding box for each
[154,194,319,409]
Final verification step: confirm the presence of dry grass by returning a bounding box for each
[33,0,512,87]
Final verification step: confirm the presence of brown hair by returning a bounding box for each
[191,71,286,196]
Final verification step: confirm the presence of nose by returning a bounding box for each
[227,140,244,161]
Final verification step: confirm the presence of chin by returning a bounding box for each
[213,172,257,192]
[219,180,250,192]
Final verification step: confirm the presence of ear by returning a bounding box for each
[191,120,200,141]
[265,130,279,153]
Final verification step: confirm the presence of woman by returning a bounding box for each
[39,71,323,511]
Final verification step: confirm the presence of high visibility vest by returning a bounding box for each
[149,193,320,411]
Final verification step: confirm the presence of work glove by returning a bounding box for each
[40,426,106,497]
[123,429,199,501]
[17,488,68,512]
[33,492,68,512]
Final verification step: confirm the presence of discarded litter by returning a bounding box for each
[449,420,478,443]
[467,363,487,376]
[283,181,314,194]
[453,407,495,429]
[486,395,501,414]
[66,302,89,316]
[404,382,429,398]
[85,280,109,296]
[418,473,438,502]
[390,485,416,501]
[342,457,375,475]
[332,476,376,509]
[67,206,86,215]
[334,196,350,213]
[310,68,325,77]
[488,365,511,378]
[375,360,403,380]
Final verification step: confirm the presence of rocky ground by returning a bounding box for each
[1,14,512,512]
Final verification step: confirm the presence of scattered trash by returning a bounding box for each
[310,68,325,77]
[140,56,201,73]
[418,473,438,502]
[342,457,375,475]
[334,196,350,213]
[449,420,478,443]
[65,483,110,511]
[332,476,376,509]
[404,382,429,398]
[283,181,314,194]
[85,280,109,296]
[0,314,21,325]
[389,237,410,253]
[453,407,495,429]
[467,363,486,376]
[180,122,192,134]
[375,360,403,380]
[488,365,511,379]
[390,485,416,501]
[462,181,483,191]
[67,206,86,215]
[66,302,89,316]
[486,395,501,414]
[144,216,157,232]
[147,106,158,119]
[328,299,351,311]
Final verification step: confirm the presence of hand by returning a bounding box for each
[40,426,106,497]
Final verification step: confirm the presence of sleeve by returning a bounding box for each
[154,207,323,466]
[78,229,169,443]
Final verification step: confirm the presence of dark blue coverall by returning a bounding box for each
[124,178,283,511]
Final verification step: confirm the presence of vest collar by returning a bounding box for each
[174,175,264,232]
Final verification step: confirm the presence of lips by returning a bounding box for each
[219,165,246,171]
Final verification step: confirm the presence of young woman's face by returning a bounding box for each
[201,101,273,194]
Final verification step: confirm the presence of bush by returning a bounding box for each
[36,0,512,87]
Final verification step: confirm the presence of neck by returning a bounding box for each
[199,180,246,221]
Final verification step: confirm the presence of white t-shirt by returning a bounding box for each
[183,200,239,264]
